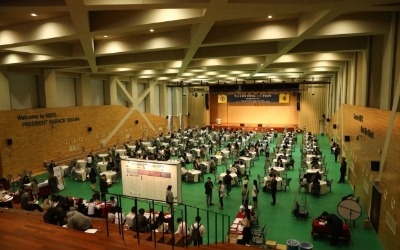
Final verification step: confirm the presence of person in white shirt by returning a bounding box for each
[125,206,136,229]
[87,199,98,217]
[189,216,205,246]
[114,206,125,225]
[109,196,118,207]
[175,217,189,236]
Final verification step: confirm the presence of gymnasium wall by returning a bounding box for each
[327,104,400,250]
[0,106,169,178]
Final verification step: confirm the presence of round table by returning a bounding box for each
[219,172,237,185]
[263,176,282,191]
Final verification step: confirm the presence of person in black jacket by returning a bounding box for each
[99,174,108,201]
[270,175,277,206]
[320,211,343,246]
[338,158,347,183]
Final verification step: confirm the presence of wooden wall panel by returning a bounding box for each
[327,104,400,250]
[0,106,168,177]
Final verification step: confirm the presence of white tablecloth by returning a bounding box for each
[264,176,282,191]
[115,149,126,156]
[75,169,87,181]
[219,172,237,185]
[308,180,327,195]
[269,167,285,177]
[98,162,108,172]
[188,169,202,183]
[239,157,251,168]
[101,171,117,183]
[77,160,87,168]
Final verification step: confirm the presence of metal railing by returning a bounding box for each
[102,192,232,249]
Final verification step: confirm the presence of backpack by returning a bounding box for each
[190,223,201,241]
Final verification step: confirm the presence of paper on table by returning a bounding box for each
[85,229,98,234]
[233,218,241,224]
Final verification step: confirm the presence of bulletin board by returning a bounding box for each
[121,159,182,203]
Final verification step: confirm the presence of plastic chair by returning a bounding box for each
[327,179,333,192]
[282,178,292,192]
[252,224,267,245]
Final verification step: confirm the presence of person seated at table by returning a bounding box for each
[270,168,278,177]
[275,158,284,168]
[43,206,66,226]
[0,184,13,209]
[131,208,150,233]
[318,211,343,246]
[286,155,295,170]
[21,187,43,212]
[87,198,101,217]
[155,211,169,233]
[92,191,101,202]
[66,211,92,232]
[75,198,87,215]
[180,165,188,180]
[281,153,288,160]
[208,158,216,173]
[108,196,118,207]
[311,157,320,168]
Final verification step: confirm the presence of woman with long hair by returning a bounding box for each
[252,179,259,209]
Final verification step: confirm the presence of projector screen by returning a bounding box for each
[121,158,182,203]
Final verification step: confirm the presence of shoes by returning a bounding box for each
[271,202,276,206]
[245,244,250,246]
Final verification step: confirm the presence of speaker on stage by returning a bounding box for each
[205,94,209,110]
[240,123,245,127]
[371,161,380,171]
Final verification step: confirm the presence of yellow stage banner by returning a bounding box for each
[279,93,290,103]
[218,95,227,103]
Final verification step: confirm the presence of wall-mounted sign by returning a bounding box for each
[353,113,364,122]
[227,94,288,103]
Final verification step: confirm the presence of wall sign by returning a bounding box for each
[227,93,289,103]
[17,112,80,127]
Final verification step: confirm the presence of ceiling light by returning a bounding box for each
[267,15,272,19]
[30,13,38,17]
[150,28,154,32]
[103,35,108,38]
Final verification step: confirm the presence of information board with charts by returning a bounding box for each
[121,159,182,203]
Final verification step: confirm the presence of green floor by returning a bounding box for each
[39,132,382,249]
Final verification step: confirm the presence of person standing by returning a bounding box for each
[218,180,225,210]
[189,216,205,246]
[89,167,97,191]
[166,185,175,212]
[48,172,59,195]
[204,177,214,207]
[270,175,277,206]
[334,144,341,162]
[223,170,233,196]
[338,158,347,183]
[239,209,252,246]
[99,174,108,201]
[241,184,249,207]
[252,179,259,209]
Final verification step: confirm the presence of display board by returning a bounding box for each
[121,159,182,203]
